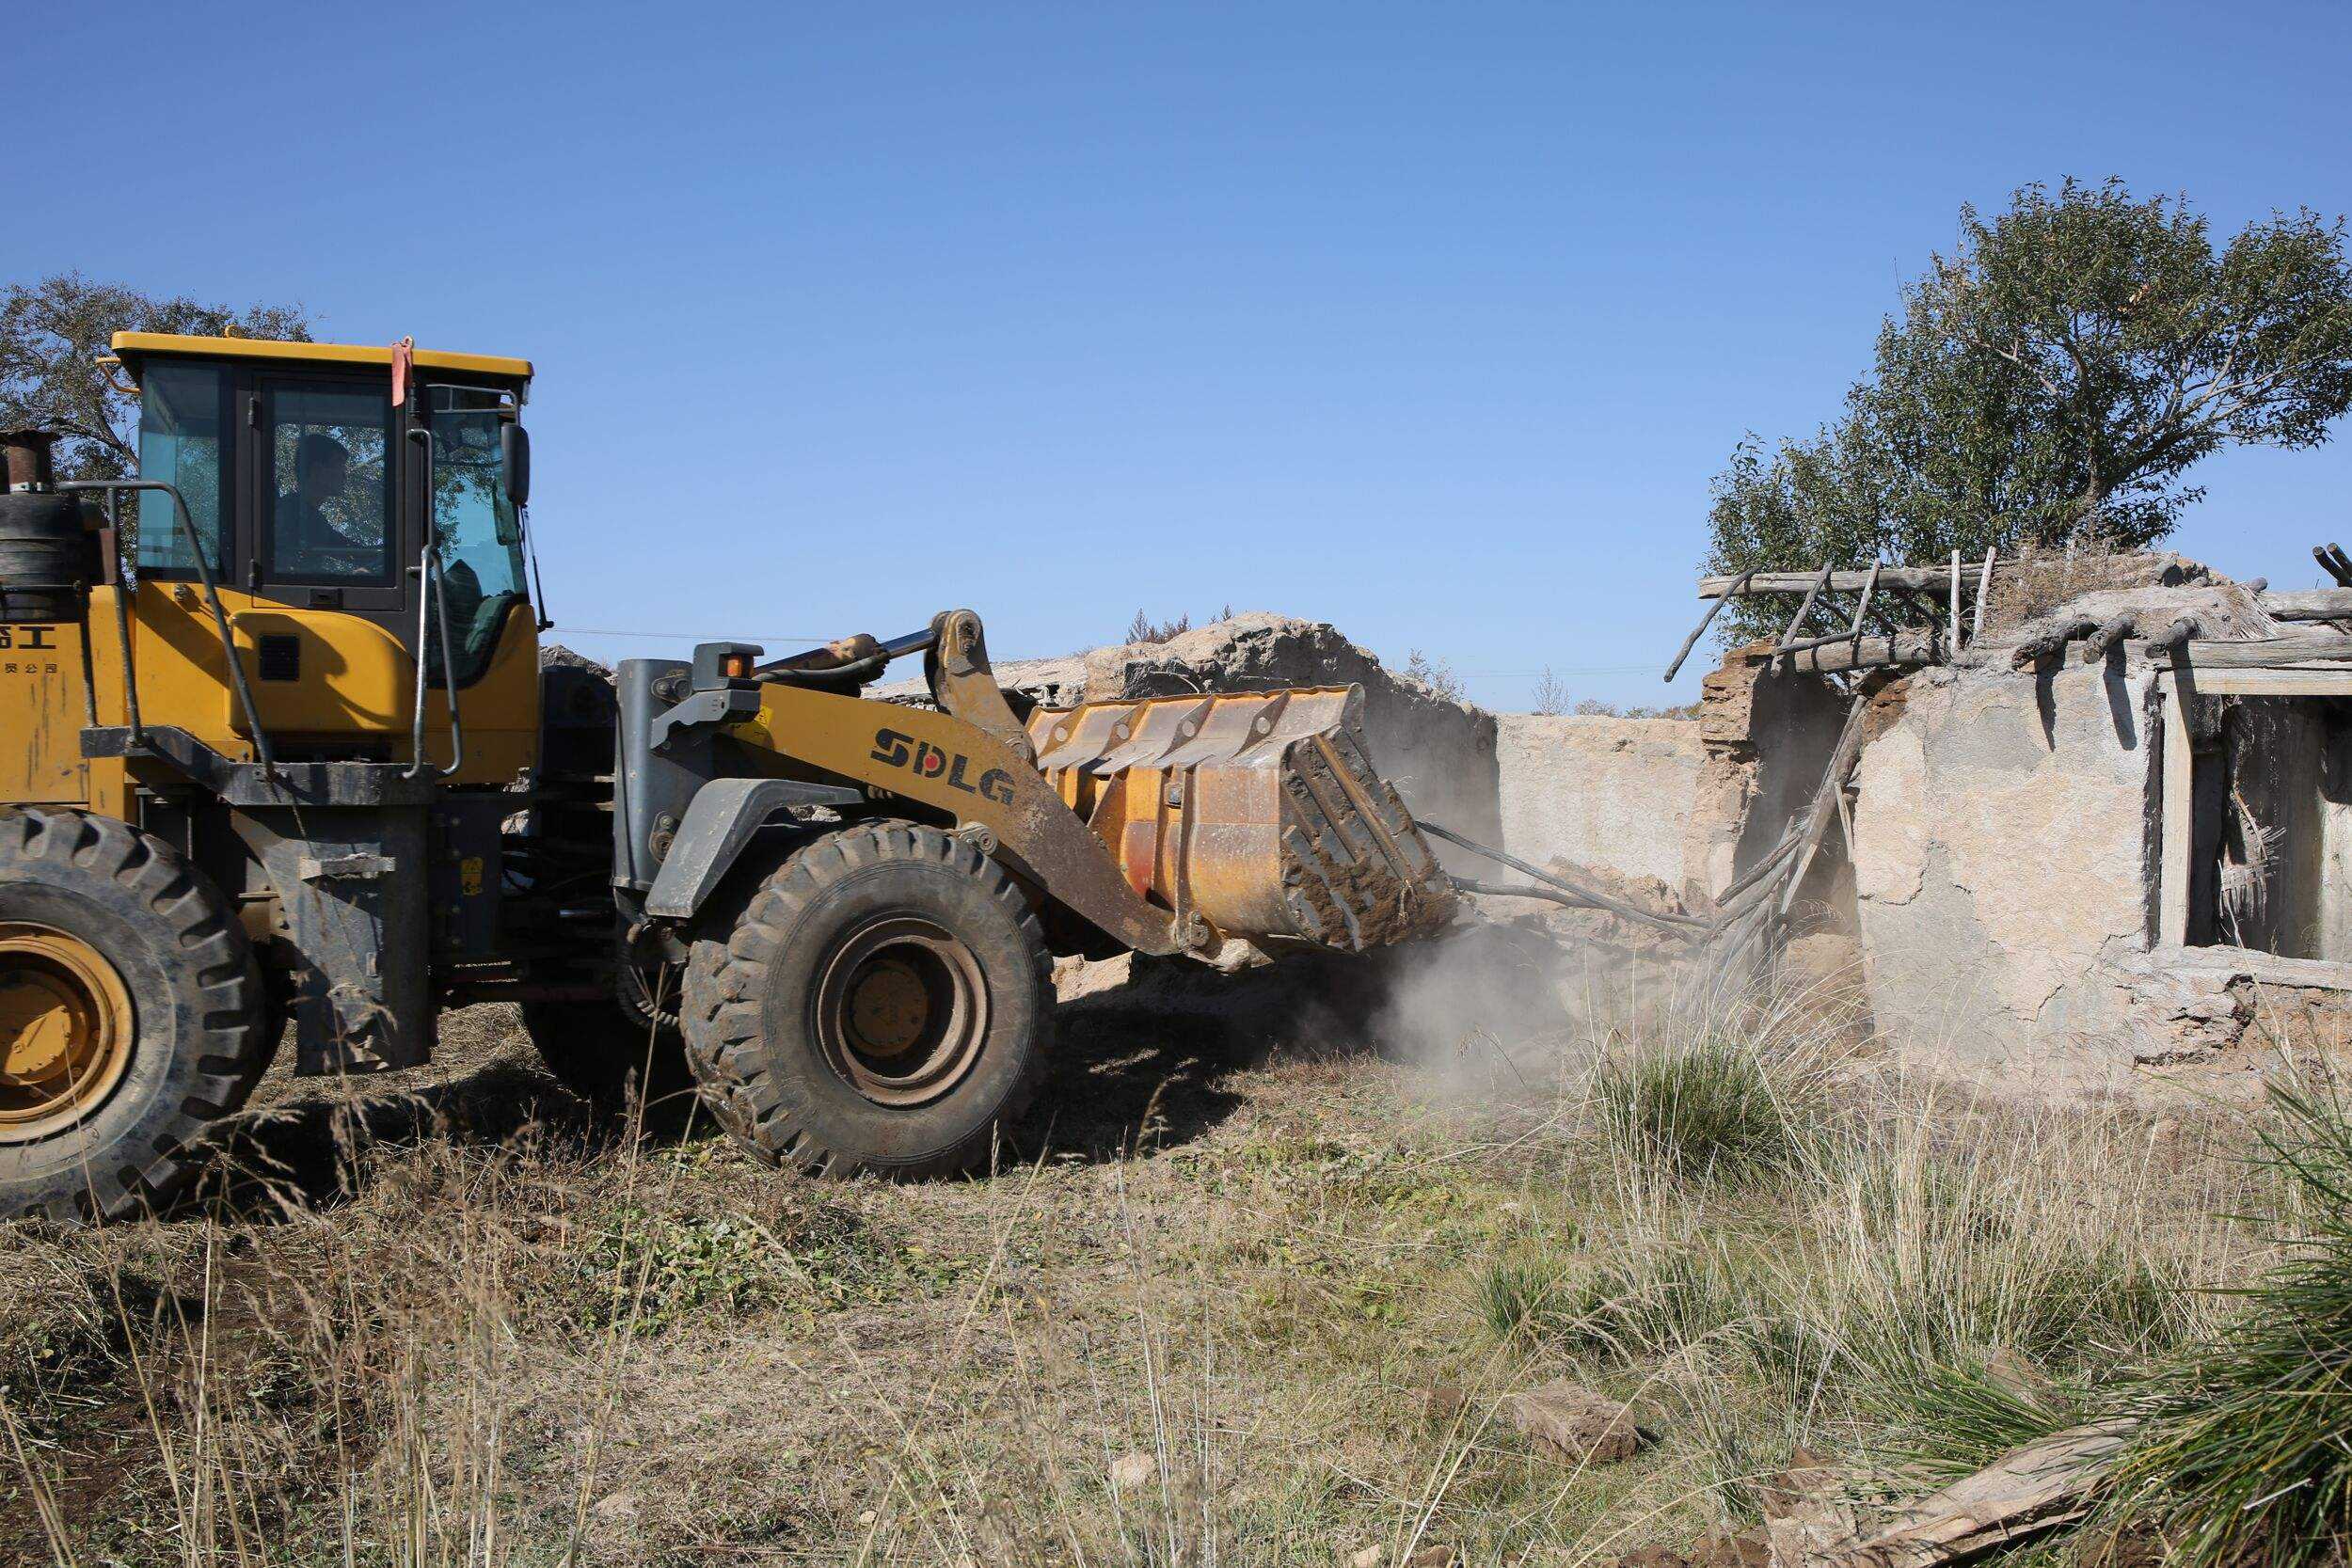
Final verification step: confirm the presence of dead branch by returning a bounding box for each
[2010,616,2100,670]
[2086,613,2137,657]
[1665,570,1751,682]
[1804,1421,2133,1568]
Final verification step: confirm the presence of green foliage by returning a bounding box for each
[1593,1036,1804,1181]
[1707,180,2352,641]
[577,1207,793,1335]
[2106,1078,2352,1568]
[0,271,311,480]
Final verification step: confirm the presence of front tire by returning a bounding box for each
[681,820,1051,1180]
[0,808,269,1223]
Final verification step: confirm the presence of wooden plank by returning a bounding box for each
[1814,1422,2132,1568]
[2160,677,2192,947]
[2163,665,2352,696]
[2176,633,2352,668]
[2256,588,2352,621]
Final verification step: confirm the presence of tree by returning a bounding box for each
[1706,180,2352,640]
[0,272,311,480]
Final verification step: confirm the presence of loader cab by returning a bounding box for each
[109,333,541,784]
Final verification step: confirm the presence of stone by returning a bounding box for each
[1758,1453,1856,1565]
[1108,1450,1155,1490]
[1351,1548,1387,1568]
[1613,1550,1692,1568]
[1690,1526,1772,1568]
[1502,1381,1642,1464]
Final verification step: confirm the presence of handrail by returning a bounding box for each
[402,428,463,780]
[60,478,276,780]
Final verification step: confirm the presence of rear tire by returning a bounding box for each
[681,819,1051,1180]
[519,957,697,1132]
[0,808,268,1224]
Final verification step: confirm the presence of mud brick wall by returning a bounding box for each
[1493,715,1702,884]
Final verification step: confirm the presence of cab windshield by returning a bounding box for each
[425,385,529,684]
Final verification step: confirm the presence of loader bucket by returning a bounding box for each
[1024,686,1455,953]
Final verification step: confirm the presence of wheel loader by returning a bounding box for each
[0,332,1456,1223]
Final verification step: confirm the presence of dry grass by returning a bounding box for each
[0,959,2302,1566]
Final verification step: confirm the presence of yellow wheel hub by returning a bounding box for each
[0,924,135,1138]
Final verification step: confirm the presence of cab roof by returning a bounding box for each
[109,331,532,386]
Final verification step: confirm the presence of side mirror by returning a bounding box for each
[501,423,532,509]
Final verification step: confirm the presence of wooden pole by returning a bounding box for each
[1777,694,1874,918]
[1754,629,1941,674]
[2086,613,2137,658]
[1699,563,1998,596]
[1972,548,1996,641]
[1777,562,1834,655]
[1848,560,1882,640]
[1665,570,1749,682]
[2010,616,2100,670]
[1948,549,1963,650]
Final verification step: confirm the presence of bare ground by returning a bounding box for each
[0,943,2281,1567]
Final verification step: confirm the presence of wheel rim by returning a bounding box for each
[0,923,135,1139]
[814,916,989,1108]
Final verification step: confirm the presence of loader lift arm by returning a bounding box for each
[655,672,1191,956]
[628,607,1454,963]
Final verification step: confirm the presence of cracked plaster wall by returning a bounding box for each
[1849,663,2160,1093]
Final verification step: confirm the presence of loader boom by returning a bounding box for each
[704,679,1187,956]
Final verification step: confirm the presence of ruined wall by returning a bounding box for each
[1848,663,2158,1094]
[1684,650,1850,900]
[1494,715,1702,883]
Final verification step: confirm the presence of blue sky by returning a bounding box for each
[16,2,2351,708]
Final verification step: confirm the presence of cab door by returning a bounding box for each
[244,373,409,617]
[230,373,419,739]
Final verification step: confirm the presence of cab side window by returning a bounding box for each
[135,363,229,577]
[263,385,394,582]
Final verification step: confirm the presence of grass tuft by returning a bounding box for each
[2106,1076,2352,1568]
[1593,1035,1806,1182]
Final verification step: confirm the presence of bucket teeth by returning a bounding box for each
[1024,686,1455,953]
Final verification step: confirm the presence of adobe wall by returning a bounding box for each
[1493,715,1702,884]
[1847,663,2160,1094]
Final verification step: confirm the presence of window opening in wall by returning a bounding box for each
[2176,692,2352,962]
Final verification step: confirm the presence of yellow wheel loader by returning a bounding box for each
[0,332,1454,1221]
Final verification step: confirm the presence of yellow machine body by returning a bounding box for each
[712,673,1454,958]
[0,574,539,824]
